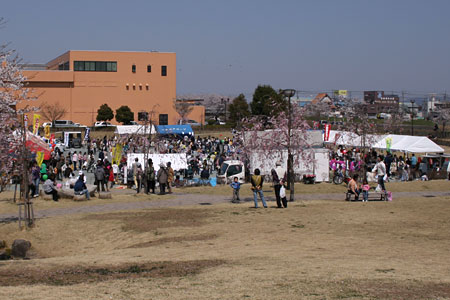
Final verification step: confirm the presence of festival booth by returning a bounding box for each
[25,132,52,160]
[115,125,156,135]
[324,131,444,154]
[155,125,194,137]
[126,153,188,172]
[371,135,444,153]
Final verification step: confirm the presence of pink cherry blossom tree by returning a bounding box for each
[1,27,34,198]
[236,94,315,202]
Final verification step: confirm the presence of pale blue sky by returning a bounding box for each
[2,0,450,96]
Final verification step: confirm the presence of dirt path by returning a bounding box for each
[1,191,449,222]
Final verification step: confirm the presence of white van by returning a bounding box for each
[217,160,245,184]
[53,120,77,127]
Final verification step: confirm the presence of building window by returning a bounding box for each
[58,61,69,70]
[132,64,136,73]
[161,65,167,76]
[74,61,117,72]
[147,65,151,73]
[159,114,168,125]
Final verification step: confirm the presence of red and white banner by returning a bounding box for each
[324,124,331,142]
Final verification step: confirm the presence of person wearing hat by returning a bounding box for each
[74,173,90,200]
[77,171,87,183]
[272,161,287,208]
[157,163,168,195]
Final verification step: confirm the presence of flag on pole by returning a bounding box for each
[324,124,331,142]
[44,125,50,139]
[386,137,392,152]
[36,151,44,167]
[33,114,41,135]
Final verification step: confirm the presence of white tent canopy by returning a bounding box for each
[325,130,444,153]
[115,125,156,135]
[371,134,444,153]
[325,130,382,148]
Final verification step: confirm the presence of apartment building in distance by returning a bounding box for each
[19,50,204,126]
[363,91,399,116]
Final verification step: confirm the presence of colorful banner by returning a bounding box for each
[386,137,392,152]
[44,125,50,139]
[36,151,44,167]
[84,127,91,141]
[112,144,123,165]
[50,133,55,144]
[24,114,28,128]
[333,90,348,96]
[33,114,41,135]
[324,124,331,142]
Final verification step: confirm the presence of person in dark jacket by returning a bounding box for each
[74,174,90,199]
[94,160,106,192]
[145,159,156,194]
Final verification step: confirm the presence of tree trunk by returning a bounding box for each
[288,152,294,202]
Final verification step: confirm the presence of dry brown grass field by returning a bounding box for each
[1,181,450,299]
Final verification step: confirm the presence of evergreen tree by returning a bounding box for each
[96,104,114,121]
[228,94,250,126]
[115,105,134,125]
[250,85,287,117]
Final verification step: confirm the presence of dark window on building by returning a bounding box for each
[147,65,151,72]
[132,64,136,73]
[73,61,117,72]
[161,65,167,76]
[59,61,69,70]
[159,114,168,125]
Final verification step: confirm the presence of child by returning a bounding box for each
[362,179,370,202]
[279,179,288,208]
[230,177,241,203]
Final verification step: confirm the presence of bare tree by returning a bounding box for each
[173,100,194,123]
[39,101,66,126]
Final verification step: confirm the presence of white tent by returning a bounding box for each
[325,130,380,147]
[115,125,156,135]
[325,130,444,153]
[371,135,444,153]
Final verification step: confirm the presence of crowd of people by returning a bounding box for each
[17,132,449,205]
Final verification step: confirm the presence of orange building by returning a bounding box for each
[20,50,204,126]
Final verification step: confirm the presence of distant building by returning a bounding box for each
[19,50,205,126]
[363,91,399,116]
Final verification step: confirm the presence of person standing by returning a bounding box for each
[372,155,387,194]
[230,176,241,203]
[157,163,168,195]
[132,158,139,190]
[135,164,143,193]
[145,159,156,194]
[272,161,286,208]
[31,161,41,198]
[167,162,174,194]
[251,168,267,208]
[94,161,106,193]
[72,152,78,171]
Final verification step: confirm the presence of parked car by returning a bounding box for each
[94,121,114,127]
[53,120,79,127]
[178,119,201,126]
